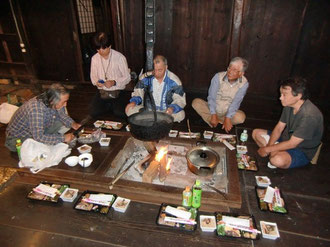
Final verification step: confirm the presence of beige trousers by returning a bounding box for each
[192,98,246,127]
[126,105,185,123]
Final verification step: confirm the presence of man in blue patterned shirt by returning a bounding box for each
[5,83,81,151]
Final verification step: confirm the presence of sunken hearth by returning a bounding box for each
[105,137,241,212]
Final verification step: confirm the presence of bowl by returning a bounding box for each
[78,153,93,167]
[65,156,79,167]
[99,137,111,146]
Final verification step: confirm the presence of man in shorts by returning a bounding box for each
[252,77,323,169]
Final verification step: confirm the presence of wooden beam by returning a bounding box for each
[229,0,245,59]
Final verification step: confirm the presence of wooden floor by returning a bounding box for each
[0,84,329,247]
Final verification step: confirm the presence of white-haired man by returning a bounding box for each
[192,57,249,132]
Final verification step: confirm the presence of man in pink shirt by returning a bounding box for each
[89,32,130,119]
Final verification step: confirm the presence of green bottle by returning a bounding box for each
[16,139,22,160]
[192,180,202,208]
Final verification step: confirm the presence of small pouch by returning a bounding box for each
[99,89,120,99]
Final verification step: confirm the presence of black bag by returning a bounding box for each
[99,89,120,99]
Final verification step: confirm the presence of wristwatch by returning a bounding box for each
[113,80,117,86]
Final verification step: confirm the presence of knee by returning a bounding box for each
[126,105,139,116]
[269,154,290,169]
[192,98,202,110]
[252,129,263,141]
[252,129,259,141]
[173,111,185,123]
[232,111,246,125]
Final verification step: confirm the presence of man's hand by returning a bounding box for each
[104,80,116,88]
[222,117,233,133]
[165,107,173,115]
[125,102,136,114]
[210,114,219,128]
[64,133,75,143]
[257,146,269,157]
[71,122,81,130]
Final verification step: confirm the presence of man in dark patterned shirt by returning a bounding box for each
[5,83,81,152]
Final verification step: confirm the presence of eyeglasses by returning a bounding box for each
[227,67,242,73]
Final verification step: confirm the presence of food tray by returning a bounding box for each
[215,212,260,240]
[237,153,258,171]
[74,190,116,215]
[255,186,288,214]
[94,120,123,130]
[212,134,236,146]
[156,203,198,231]
[27,182,69,203]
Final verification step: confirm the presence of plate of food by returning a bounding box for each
[255,186,287,214]
[74,190,116,215]
[156,203,198,231]
[215,212,260,240]
[237,154,258,171]
[212,134,236,146]
[103,121,123,130]
[27,182,69,203]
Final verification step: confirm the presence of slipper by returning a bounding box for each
[267,162,277,169]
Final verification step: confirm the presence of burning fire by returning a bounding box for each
[166,157,172,171]
[155,146,168,162]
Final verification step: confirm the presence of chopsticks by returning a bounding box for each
[187,119,192,139]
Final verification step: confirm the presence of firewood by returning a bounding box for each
[143,141,157,155]
[142,160,160,183]
[134,154,153,175]
[159,155,168,182]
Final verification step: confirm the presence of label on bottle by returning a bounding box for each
[182,190,192,207]
[192,187,202,208]
[240,131,248,142]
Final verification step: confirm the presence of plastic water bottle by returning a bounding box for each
[16,139,22,160]
[240,130,248,145]
[192,180,202,208]
[182,186,192,207]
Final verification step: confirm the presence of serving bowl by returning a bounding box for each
[78,153,93,167]
[65,156,79,167]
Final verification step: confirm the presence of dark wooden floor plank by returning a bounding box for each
[0,183,250,247]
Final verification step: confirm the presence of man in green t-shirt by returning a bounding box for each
[252,77,323,169]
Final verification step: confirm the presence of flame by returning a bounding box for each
[155,146,168,162]
[166,157,172,171]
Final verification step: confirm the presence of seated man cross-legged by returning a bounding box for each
[252,77,323,169]
[125,55,186,123]
[192,57,249,133]
[5,83,81,151]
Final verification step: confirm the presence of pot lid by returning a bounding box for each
[187,146,219,169]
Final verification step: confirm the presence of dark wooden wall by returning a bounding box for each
[1,0,329,107]
[120,0,330,102]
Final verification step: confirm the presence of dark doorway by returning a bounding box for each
[73,0,115,81]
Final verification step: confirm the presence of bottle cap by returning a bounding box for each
[195,180,201,186]
[185,186,190,192]
[16,139,22,143]
[243,130,247,133]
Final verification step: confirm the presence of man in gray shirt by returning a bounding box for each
[252,77,323,169]
[192,57,249,133]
